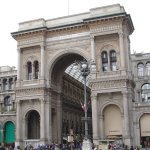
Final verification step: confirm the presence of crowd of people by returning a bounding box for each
[0,142,145,150]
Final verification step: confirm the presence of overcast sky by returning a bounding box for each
[0,0,149,68]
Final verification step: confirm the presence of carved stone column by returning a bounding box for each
[119,32,125,69]
[40,45,45,80]
[91,93,99,144]
[40,99,46,143]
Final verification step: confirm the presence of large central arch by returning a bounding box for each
[48,51,92,143]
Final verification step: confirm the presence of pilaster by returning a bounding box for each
[40,45,45,80]
[15,100,21,145]
[90,36,96,62]
[91,93,99,144]
[56,93,63,144]
[40,98,46,144]
[122,91,131,146]
[119,32,125,70]
[17,48,22,81]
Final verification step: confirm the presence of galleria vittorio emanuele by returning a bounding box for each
[0,3,150,149]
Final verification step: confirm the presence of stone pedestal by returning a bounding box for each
[82,139,92,150]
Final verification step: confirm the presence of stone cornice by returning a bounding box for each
[11,9,134,38]
[11,27,47,40]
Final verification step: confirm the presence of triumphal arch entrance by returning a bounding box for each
[11,4,134,148]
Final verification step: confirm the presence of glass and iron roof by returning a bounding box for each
[65,64,90,86]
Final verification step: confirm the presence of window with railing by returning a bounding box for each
[9,78,13,90]
[110,50,117,71]
[141,83,150,102]
[34,61,39,79]
[4,96,12,111]
[101,51,108,72]
[3,79,7,91]
[146,62,150,76]
[27,61,32,80]
[101,50,117,72]
[137,63,144,77]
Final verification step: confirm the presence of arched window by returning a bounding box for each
[4,96,12,111]
[141,83,150,102]
[146,62,150,76]
[137,63,144,76]
[27,61,32,80]
[110,50,117,71]
[34,61,39,79]
[27,110,40,139]
[101,51,108,71]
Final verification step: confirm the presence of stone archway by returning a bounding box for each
[103,104,122,139]
[49,52,89,143]
[4,121,15,144]
[26,110,40,139]
[140,113,150,148]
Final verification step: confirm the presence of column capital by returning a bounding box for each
[118,31,124,37]
[16,100,21,104]
[91,93,97,100]
[40,98,46,103]
[17,47,22,53]
[90,35,95,40]
[122,91,128,96]
[40,44,45,49]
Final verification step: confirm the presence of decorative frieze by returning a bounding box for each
[91,79,127,91]
[16,87,44,97]
[46,32,89,42]
[18,37,44,46]
[90,24,121,34]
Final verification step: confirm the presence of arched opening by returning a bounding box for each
[26,110,40,139]
[4,121,15,144]
[140,114,150,148]
[50,53,92,143]
[103,104,122,140]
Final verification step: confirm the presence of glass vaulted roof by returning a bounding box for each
[65,64,91,86]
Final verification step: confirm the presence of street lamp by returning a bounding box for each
[73,59,96,150]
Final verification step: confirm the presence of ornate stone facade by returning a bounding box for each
[1,3,147,149]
